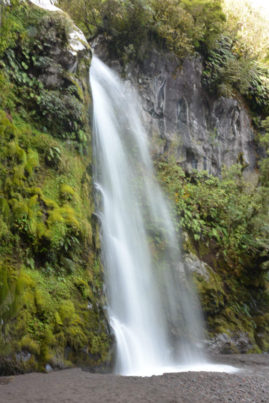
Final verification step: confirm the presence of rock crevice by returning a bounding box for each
[117,50,257,176]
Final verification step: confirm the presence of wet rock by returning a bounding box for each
[0,351,36,376]
[0,356,24,376]
[45,364,53,373]
[35,15,90,91]
[137,52,256,176]
[206,332,254,354]
[95,44,256,177]
[184,252,211,281]
[15,352,32,363]
[39,63,65,89]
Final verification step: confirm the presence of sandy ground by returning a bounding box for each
[0,354,268,403]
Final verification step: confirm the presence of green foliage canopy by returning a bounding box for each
[59,0,225,59]
[58,0,268,117]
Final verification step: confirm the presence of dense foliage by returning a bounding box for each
[60,0,269,353]
[59,0,269,118]
[59,0,225,59]
[0,0,268,372]
[202,36,269,117]
[0,2,110,373]
[156,160,269,350]
[223,0,269,62]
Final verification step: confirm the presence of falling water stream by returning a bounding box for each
[90,55,237,376]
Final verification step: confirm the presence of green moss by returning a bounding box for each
[60,184,76,201]
[20,335,40,355]
[157,159,269,351]
[59,301,76,325]
[0,2,110,373]
[0,265,111,369]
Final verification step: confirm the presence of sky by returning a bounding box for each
[29,0,269,21]
[248,0,269,19]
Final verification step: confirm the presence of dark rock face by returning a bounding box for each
[101,48,256,176]
[28,15,80,90]
[19,13,91,138]
[206,333,254,354]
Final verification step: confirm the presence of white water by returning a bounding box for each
[28,0,87,55]
[28,0,60,11]
[90,56,238,376]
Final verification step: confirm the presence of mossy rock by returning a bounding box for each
[0,3,112,374]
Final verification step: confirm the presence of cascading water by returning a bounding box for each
[90,55,237,376]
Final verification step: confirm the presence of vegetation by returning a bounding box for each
[202,35,269,116]
[0,1,111,374]
[58,0,269,118]
[0,0,268,373]
[58,0,268,349]
[156,159,269,351]
[59,0,225,60]
[223,0,269,62]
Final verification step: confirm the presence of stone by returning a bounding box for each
[206,332,254,354]
[136,52,256,176]
[15,352,32,363]
[184,252,211,281]
[45,363,53,372]
[95,44,256,177]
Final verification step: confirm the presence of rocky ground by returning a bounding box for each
[0,354,268,403]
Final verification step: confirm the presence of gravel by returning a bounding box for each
[0,354,268,403]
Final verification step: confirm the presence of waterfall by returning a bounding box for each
[90,56,236,376]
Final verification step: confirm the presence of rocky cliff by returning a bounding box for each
[94,41,268,355]
[0,1,268,376]
[96,45,257,178]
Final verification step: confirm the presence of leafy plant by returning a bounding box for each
[156,159,268,277]
[59,0,225,61]
[202,35,269,116]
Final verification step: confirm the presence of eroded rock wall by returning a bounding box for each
[133,51,256,175]
[98,47,256,176]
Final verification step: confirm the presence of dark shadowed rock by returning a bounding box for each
[185,252,211,281]
[206,332,254,354]
[129,51,256,176]
[94,44,256,177]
